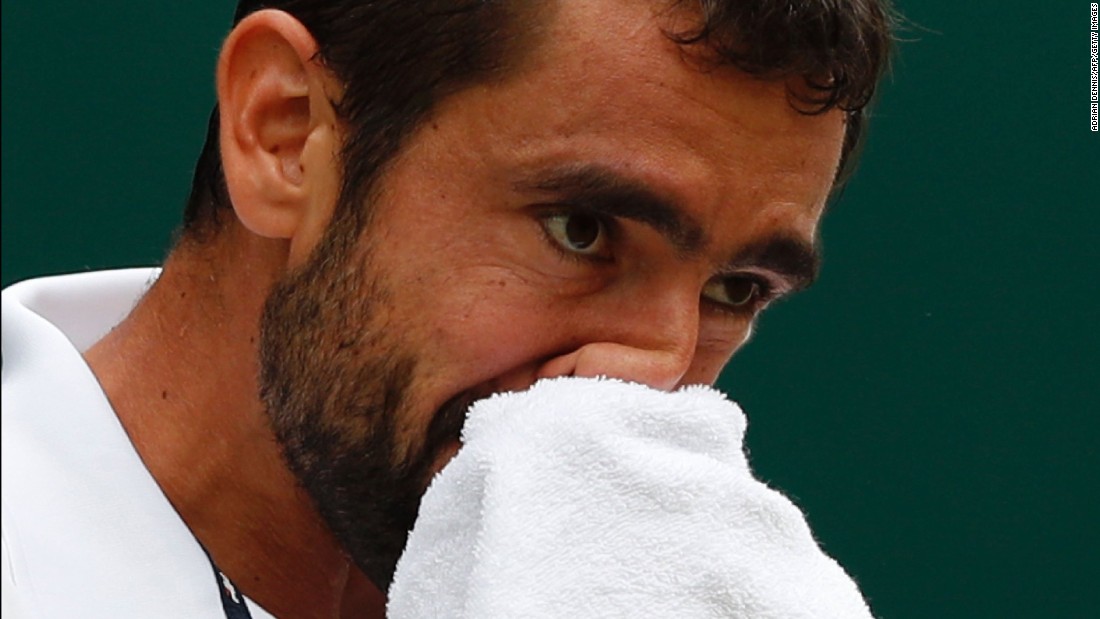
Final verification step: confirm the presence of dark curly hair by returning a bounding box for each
[182,0,895,241]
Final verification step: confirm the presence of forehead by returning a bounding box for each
[403,0,845,241]
[570,5,829,172]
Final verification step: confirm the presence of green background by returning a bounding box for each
[3,2,1097,617]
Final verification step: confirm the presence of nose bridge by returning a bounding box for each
[631,287,700,368]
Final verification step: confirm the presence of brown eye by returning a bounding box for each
[702,276,762,310]
[565,213,601,249]
[543,212,609,255]
[724,278,759,306]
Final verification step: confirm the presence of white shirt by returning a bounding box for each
[2,269,276,619]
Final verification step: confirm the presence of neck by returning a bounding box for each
[84,228,386,619]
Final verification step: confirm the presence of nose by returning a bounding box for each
[533,295,701,392]
[534,342,693,391]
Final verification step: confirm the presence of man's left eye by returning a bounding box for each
[542,212,610,257]
[702,276,766,311]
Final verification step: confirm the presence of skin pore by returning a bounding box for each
[83,1,845,618]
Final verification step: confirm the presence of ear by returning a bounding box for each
[217,9,335,241]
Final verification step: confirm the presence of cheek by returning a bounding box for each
[385,274,565,460]
[424,273,565,372]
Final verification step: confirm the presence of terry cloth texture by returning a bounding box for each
[388,376,872,618]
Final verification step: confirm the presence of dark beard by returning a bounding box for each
[257,232,468,590]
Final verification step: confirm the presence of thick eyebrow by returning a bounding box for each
[514,164,706,254]
[723,236,821,293]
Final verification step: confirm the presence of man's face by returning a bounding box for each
[260,0,845,589]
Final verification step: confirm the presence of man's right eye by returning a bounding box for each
[541,212,612,260]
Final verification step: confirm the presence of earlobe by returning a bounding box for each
[217,10,325,240]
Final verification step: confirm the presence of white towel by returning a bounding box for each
[388,377,872,618]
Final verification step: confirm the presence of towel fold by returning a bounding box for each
[388,377,872,618]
